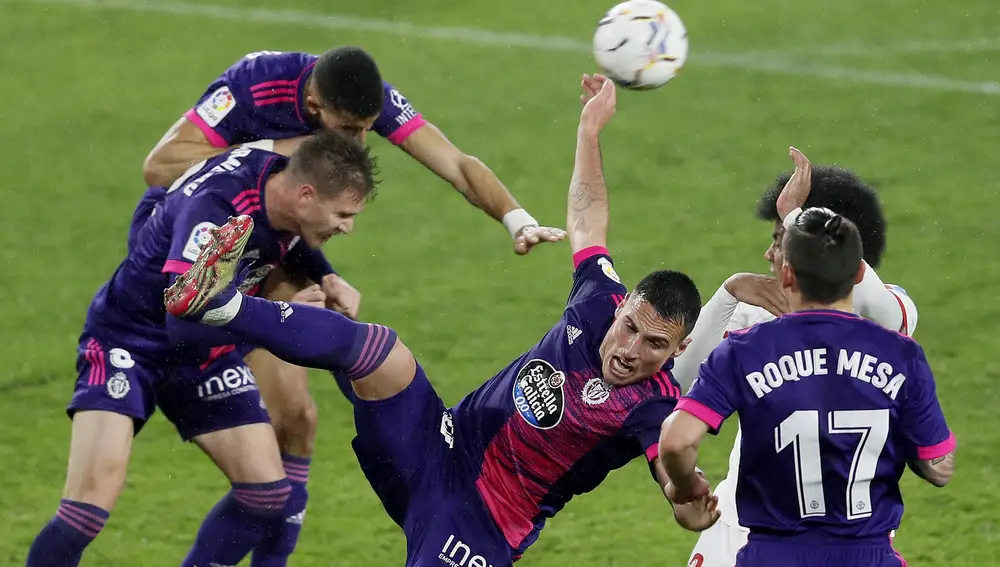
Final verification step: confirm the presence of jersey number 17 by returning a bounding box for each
[775,409,889,520]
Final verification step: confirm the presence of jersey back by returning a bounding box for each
[452,247,683,555]
[184,51,426,148]
[679,310,954,538]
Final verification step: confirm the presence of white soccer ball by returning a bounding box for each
[592,0,689,90]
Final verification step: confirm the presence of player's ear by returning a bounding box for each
[854,261,865,284]
[298,183,318,202]
[614,294,628,317]
[780,262,797,292]
[304,92,323,116]
[671,337,692,358]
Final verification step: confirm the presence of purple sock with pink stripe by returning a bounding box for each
[223,294,397,380]
[26,499,109,567]
[251,455,311,566]
[181,479,291,567]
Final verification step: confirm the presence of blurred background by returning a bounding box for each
[1,0,997,564]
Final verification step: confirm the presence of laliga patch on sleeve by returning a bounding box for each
[182,221,220,262]
[196,86,236,127]
[597,257,621,284]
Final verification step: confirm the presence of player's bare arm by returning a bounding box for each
[908,452,955,487]
[658,409,712,504]
[143,117,309,186]
[652,457,721,531]
[399,122,565,255]
[567,75,615,254]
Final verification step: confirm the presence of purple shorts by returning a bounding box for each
[737,533,905,567]
[67,334,269,440]
[352,366,513,567]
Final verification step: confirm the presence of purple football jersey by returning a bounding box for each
[678,310,955,539]
[183,51,426,148]
[84,148,316,365]
[450,246,683,555]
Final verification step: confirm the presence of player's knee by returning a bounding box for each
[352,339,417,401]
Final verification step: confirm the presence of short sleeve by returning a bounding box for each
[566,247,628,309]
[184,72,252,149]
[622,397,677,464]
[163,192,238,275]
[899,344,955,459]
[675,339,742,434]
[371,82,427,145]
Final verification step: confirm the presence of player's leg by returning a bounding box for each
[156,353,291,567]
[688,518,747,567]
[26,340,154,567]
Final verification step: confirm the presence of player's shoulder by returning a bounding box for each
[170,148,283,202]
[884,282,920,336]
[225,50,315,79]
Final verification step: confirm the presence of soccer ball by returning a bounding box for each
[592,0,689,90]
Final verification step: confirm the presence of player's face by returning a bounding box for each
[599,297,689,386]
[765,220,785,275]
[294,187,367,247]
[304,94,378,143]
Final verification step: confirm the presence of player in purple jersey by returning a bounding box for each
[142,49,563,559]
[659,206,956,567]
[164,77,723,565]
[24,131,378,567]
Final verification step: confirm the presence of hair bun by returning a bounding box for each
[823,214,843,235]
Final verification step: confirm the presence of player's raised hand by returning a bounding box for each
[579,76,617,134]
[321,274,362,320]
[724,273,790,317]
[289,284,327,309]
[776,146,813,220]
[580,73,610,105]
[513,225,567,255]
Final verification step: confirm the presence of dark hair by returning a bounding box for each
[287,130,380,200]
[633,270,702,336]
[784,207,863,304]
[313,46,384,118]
[756,166,886,268]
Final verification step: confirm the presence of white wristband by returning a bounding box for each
[502,208,538,239]
[241,139,276,152]
[782,207,803,231]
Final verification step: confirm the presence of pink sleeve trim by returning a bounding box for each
[644,443,659,462]
[162,260,194,275]
[184,109,229,148]
[916,431,956,460]
[572,246,609,269]
[675,398,724,431]
[386,113,427,145]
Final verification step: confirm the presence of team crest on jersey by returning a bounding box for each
[196,86,236,127]
[106,372,130,400]
[597,257,621,284]
[581,377,612,406]
[512,359,566,430]
[182,222,219,261]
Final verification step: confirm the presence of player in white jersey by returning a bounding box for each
[673,149,919,567]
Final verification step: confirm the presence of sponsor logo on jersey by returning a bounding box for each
[597,257,621,284]
[512,359,566,429]
[439,534,497,567]
[196,86,236,127]
[182,221,219,262]
[106,372,131,399]
[389,88,418,125]
[566,325,582,345]
[108,348,135,369]
[197,364,257,401]
[581,377,612,406]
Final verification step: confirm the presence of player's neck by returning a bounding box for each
[262,172,299,233]
[790,292,854,315]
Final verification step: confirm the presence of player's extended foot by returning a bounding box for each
[165,215,254,318]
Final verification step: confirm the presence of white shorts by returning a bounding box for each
[688,518,748,567]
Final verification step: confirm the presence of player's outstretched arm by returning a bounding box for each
[399,124,564,255]
[658,410,712,504]
[567,75,616,254]
[143,117,308,187]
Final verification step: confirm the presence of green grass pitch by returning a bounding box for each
[1,0,998,564]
